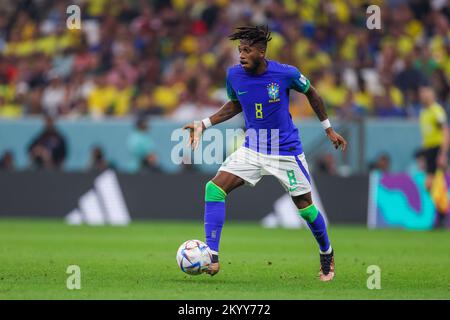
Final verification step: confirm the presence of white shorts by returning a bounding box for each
[219,147,312,196]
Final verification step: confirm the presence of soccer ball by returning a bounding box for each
[176,240,212,275]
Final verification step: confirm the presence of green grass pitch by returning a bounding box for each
[0,219,449,299]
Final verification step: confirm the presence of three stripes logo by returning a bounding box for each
[65,170,131,226]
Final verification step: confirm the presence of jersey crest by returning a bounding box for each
[267,82,280,103]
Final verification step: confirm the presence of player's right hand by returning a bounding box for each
[182,121,205,150]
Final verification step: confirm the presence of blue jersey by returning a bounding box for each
[226,60,310,156]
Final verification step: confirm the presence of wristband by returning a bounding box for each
[321,119,331,130]
[202,118,212,129]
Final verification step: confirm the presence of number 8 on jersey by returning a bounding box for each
[255,103,263,119]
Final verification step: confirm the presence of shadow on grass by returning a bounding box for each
[167,278,254,285]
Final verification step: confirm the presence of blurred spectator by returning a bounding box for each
[41,74,66,117]
[373,94,406,118]
[0,95,22,117]
[408,149,427,175]
[111,77,134,116]
[316,71,348,114]
[87,73,116,118]
[381,77,404,110]
[354,75,373,113]
[0,0,449,120]
[315,153,338,176]
[376,41,404,79]
[394,53,429,108]
[336,91,366,120]
[414,45,438,77]
[28,116,66,170]
[127,117,158,172]
[430,69,450,107]
[369,153,391,173]
[0,150,14,171]
[132,84,165,117]
[171,77,220,121]
[88,146,109,172]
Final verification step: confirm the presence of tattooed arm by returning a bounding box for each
[183,100,242,149]
[304,85,348,151]
[304,85,328,121]
[209,100,243,126]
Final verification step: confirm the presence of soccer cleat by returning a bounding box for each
[205,262,220,276]
[319,250,335,282]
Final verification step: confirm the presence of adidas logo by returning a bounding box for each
[65,170,131,226]
[261,177,328,229]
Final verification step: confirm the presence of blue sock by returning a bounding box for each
[204,202,225,253]
[307,212,331,253]
[204,181,227,254]
[298,204,331,253]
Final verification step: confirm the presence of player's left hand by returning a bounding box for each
[326,128,347,151]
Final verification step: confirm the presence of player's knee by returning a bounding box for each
[205,181,227,202]
[298,203,319,223]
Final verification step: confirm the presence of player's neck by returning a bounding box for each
[251,59,268,75]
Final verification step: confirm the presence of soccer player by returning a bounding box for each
[183,26,347,281]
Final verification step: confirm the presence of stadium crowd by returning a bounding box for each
[0,0,449,121]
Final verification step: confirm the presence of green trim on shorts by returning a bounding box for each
[298,203,319,223]
[205,181,227,202]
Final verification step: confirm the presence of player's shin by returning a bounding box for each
[298,204,331,253]
[204,181,227,262]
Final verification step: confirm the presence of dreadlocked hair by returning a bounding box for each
[228,25,272,48]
